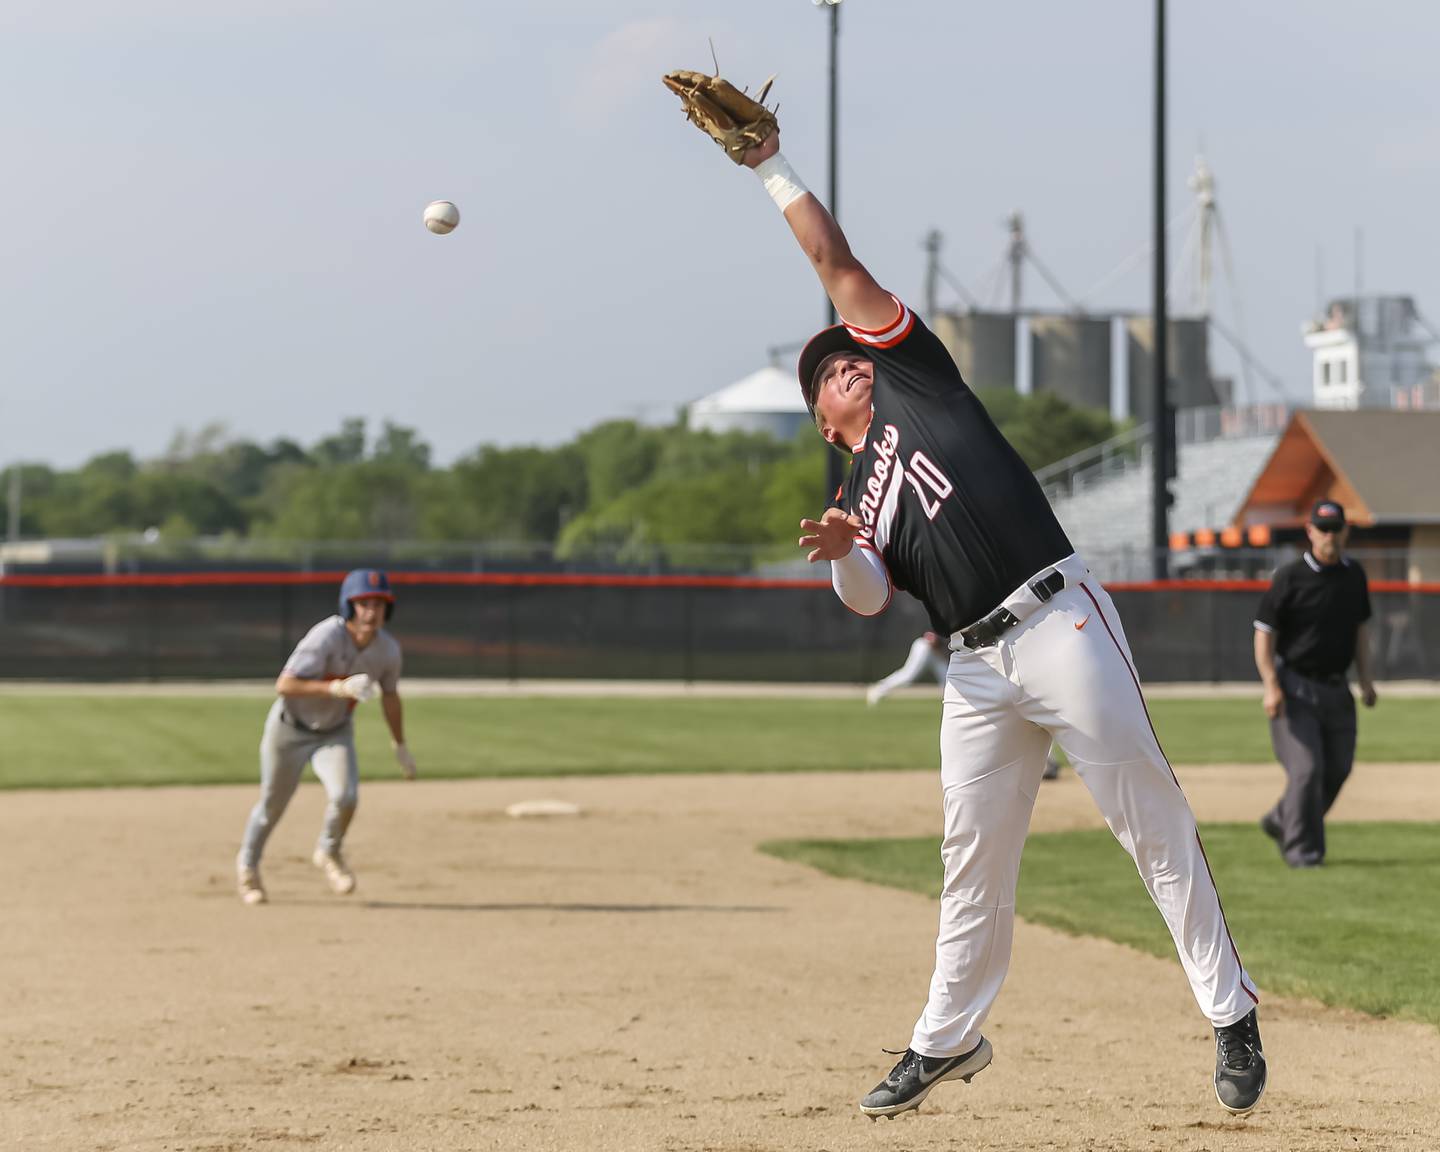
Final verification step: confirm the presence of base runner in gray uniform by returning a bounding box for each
[236,569,416,905]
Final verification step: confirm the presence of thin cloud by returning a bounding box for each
[571,18,726,130]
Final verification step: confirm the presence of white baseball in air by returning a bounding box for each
[423,200,460,235]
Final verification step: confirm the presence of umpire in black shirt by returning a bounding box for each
[1253,500,1377,867]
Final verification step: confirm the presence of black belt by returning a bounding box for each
[957,569,1067,651]
[278,709,349,736]
[1285,668,1346,686]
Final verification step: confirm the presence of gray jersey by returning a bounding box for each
[279,616,403,732]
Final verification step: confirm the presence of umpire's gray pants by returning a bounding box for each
[239,700,359,868]
[1265,667,1356,865]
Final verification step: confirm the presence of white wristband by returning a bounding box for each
[754,151,810,212]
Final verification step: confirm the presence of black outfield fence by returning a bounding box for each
[0,572,1434,683]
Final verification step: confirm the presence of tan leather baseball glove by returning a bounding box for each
[662,69,778,164]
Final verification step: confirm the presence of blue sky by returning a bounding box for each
[1,1,1435,467]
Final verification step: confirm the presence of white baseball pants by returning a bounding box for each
[910,575,1258,1058]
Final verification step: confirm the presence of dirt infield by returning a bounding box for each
[4,763,1438,1151]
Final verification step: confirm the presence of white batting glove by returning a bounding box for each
[329,673,380,703]
[393,742,418,780]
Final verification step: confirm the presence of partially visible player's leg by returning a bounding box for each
[311,735,359,853]
[868,637,935,705]
[239,706,312,868]
[1267,671,1328,865]
[1018,582,1259,1022]
[310,732,359,894]
[1317,679,1357,819]
[237,705,313,904]
[1016,580,1265,1113]
[859,649,1039,1118]
[925,649,951,684]
[910,650,1050,1059]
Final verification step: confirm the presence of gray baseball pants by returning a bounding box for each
[239,700,359,868]
[1264,667,1356,865]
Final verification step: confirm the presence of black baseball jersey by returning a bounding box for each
[837,298,1073,635]
[1254,552,1372,679]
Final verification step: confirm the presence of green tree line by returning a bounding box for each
[1,390,1120,557]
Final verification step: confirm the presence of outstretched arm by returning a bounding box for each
[741,134,897,331]
[664,71,897,329]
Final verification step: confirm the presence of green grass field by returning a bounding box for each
[762,822,1440,1027]
[0,694,1435,789]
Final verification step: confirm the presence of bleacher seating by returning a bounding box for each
[1049,434,1278,578]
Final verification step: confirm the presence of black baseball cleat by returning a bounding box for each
[1259,811,1282,849]
[858,1037,992,1119]
[1214,1008,1266,1115]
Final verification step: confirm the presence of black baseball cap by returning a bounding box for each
[796,325,866,416]
[1310,500,1346,531]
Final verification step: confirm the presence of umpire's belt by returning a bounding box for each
[952,553,1089,652]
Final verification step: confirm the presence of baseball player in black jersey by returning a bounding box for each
[685,122,1266,1118]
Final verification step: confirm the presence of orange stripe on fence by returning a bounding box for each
[1109,579,1440,594]
[1107,579,1271,592]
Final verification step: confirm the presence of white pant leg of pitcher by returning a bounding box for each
[1014,581,1260,1026]
[909,646,1052,1058]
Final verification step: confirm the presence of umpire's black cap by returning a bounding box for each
[1310,500,1347,531]
[797,325,865,416]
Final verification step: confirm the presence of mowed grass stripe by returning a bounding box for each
[762,823,1440,1027]
[0,694,1435,789]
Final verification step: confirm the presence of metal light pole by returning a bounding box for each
[1150,0,1171,579]
[817,0,844,499]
